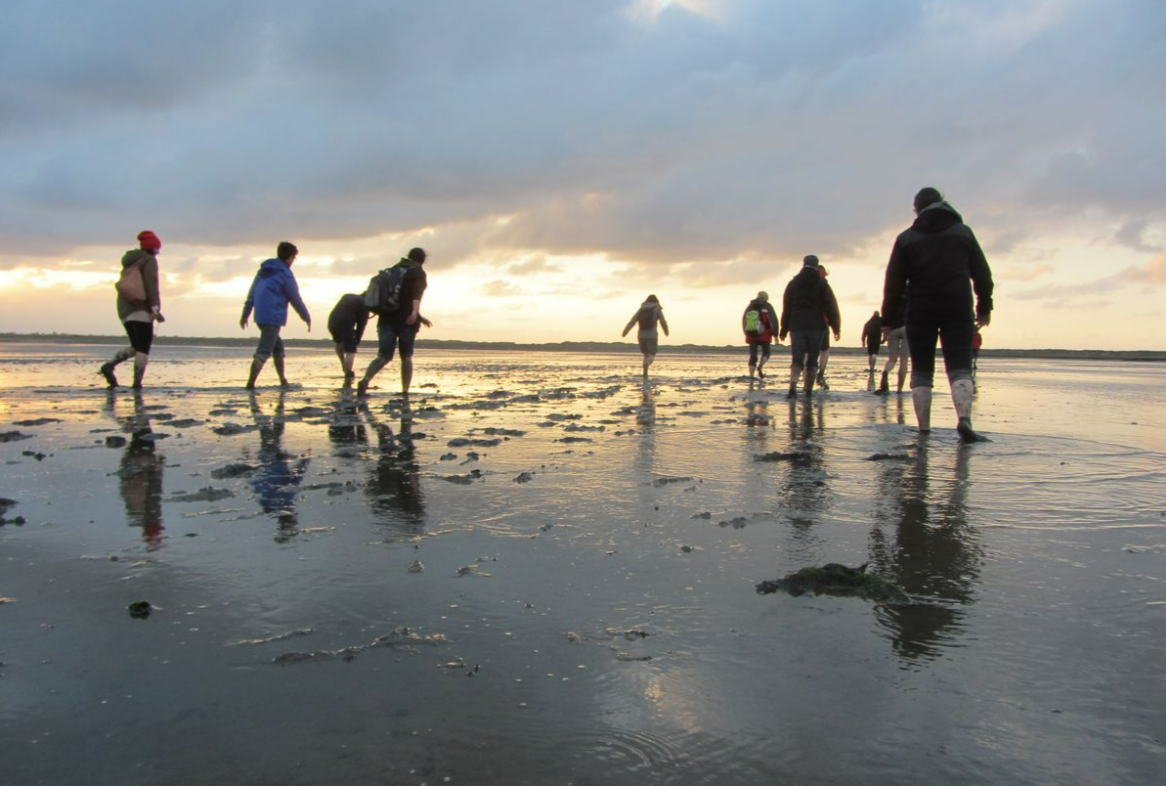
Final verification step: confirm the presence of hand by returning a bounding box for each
[155,312,166,323]
[419,316,433,328]
[306,320,311,333]
[406,314,417,326]
[240,317,248,330]
[976,313,991,328]
[881,327,890,340]
[833,331,840,342]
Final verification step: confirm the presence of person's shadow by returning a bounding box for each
[362,404,426,540]
[868,443,983,663]
[247,391,310,541]
[107,390,165,551]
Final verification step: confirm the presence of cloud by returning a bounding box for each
[1012,254,1166,301]
[481,280,524,298]
[0,0,1162,289]
[999,264,1055,282]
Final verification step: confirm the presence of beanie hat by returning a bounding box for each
[757,291,768,301]
[818,265,829,278]
[803,254,819,268]
[137,231,161,252]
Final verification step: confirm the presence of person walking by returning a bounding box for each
[328,293,370,384]
[741,291,779,381]
[622,294,669,379]
[240,241,311,389]
[861,311,883,373]
[99,230,166,389]
[876,295,909,395]
[780,255,840,399]
[357,248,430,399]
[881,187,993,441]
[814,265,836,389]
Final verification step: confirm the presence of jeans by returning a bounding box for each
[254,324,285,361]
[376,322,418,362]
[907,319,974,388]
[790,330,825,370]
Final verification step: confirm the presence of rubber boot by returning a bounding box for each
[803,370,816,399]
[816,369,828,391]
[99,347,134,388]
[876,370,889,395]
[131,357,147,390]
[246,358,264,390]
[273,356,289,388]
[787,365,801,399]
[912,387,932,433]
[951,378,980,443]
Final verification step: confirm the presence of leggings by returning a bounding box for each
[906,319,974,389]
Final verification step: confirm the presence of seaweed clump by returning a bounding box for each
[756,563,909,603]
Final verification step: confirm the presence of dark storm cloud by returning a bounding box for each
[1,0,1163,282]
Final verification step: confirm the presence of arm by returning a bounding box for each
[881,238,908,330]
[967,231,994,326]
[824,284,841,339]
[779,292,791,340]
[658,310,669,337]
[285,273,311,329]
[622,312,639,337]
[143,256,164,321]
[240,274,257,329]
[354,306,369,343]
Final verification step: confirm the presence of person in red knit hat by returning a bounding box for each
[98,231,166,389]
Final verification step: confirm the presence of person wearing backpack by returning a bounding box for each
[240,241,312,389]
[98,230,166,389]
[357,248,429,399]
[621,294,669,379]
[779,255,841,399]
[741,291,779,381]
[327,293,370,384]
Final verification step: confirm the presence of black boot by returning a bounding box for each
[875,370,889,395]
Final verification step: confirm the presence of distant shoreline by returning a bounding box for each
[0,332,1163,362]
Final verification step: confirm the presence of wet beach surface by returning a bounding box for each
[2,343,1165,785]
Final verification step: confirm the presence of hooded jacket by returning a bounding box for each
[742,298,778,344]
[116,249,161,322]
[780,267,841,339]
[624,300,668,338]
[241,258,310,327]
[881,202,993,327]
[862,314,883,348]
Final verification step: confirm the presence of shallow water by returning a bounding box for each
[1,343,1164,785]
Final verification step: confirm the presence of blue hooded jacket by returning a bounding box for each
[241,258,310,327]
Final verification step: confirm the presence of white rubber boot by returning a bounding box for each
[951,378,979,442]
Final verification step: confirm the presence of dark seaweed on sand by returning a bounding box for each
[756,563,910,603]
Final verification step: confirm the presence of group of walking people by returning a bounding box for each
[622,186,994,441]
[99,239,431,399]
[100,186,992,439]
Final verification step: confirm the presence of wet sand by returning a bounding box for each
[2,343,1164,785]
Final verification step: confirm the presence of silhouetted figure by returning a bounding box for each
[882,187,993,441]
[99,231,166,389]
[622,294,670,379]
[780,255,840,399]
[241,241,312,389]
[328,293,369,385]
[741,291,779,382]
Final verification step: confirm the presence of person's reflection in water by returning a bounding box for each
[362,403,426,540]
[868,443,983,662]
[248,391,310,541]
[777,399,830,544]
[107,390,165,550]
[327,394,368,452]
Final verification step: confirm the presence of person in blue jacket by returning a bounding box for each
[240,241,312,389]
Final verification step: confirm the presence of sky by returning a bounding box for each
[1,0,1164,350]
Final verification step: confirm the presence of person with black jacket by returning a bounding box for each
[861,311,883,372]
[328,293,370,384]
[881,187,993,441]
[357,248,432,400]
[779,255,841,399]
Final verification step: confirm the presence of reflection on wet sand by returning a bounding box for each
[362,403,426,539]
[108,390,164,550]
[869,443,983,662]
[247,391,310,540]
[778,399,830,536]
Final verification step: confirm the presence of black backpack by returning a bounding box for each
[364,265,409,315]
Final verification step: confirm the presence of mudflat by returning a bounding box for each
[2,343,1164,785]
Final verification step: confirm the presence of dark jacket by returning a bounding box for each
[862,315,882,348]
[741,299,778,344]
[881,202,993,327]
[379,258,427,328]
[780,267,840,339]
[624,300,669,338]
[116,249,161,322]
[328,293,369,340]
[242,258,310,327]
